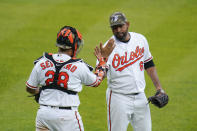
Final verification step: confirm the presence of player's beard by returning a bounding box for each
[114,28,129,42]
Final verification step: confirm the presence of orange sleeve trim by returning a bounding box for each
[144,56,153,63]
[26,82,37,89]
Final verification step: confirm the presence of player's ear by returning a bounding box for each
[126,22,130,27]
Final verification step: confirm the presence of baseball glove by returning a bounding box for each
[34,92,40,103]
[148,89,169,108]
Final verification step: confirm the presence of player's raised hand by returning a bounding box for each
[100,38,115,58]
[94,46,102,61]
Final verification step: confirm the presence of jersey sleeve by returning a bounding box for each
[26,64,40,89]
[141,35,153,63]
[79,62,97,86]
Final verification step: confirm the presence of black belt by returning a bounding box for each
[41,105,72,110]
[131,93,139,95]
[111,90,139,95]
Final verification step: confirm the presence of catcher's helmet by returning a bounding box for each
[56,26,83,57]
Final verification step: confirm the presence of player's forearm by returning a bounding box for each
[93,70,105,87]
[26,86,39,94]
[146,66,162,90]
[90,59,108,87]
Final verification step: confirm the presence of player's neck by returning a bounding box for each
[58,48,73,57]
[120,33,130,43]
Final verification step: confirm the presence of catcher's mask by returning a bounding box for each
[56,26,83,57]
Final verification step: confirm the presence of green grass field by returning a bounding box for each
[0,0,196,130]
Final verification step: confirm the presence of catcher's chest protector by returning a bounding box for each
[41,53,81,95]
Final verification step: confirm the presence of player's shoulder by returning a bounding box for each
[33,54,44,65]
[130,32,149,46]
[74,59,94,71]
[130,32,146,39]
[33,52,53,65]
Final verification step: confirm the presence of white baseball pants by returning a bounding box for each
[36,105,84,131]
[106,88,151,131]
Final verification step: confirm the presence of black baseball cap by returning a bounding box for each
[109,12,127,27]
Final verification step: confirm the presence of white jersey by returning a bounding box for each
[26,53,97,107]
[105,32,153,94]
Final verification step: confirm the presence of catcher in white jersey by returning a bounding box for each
[26,26,115,131]
[102,12,168,131]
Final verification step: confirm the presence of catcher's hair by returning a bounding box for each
[56,26,83,57]
[58,47,71,52]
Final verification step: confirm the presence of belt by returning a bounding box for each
[131,93,139,95]
[110,90,140,95]
[41,105,72,110]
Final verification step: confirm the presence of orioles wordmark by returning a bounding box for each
[112,46,144,71]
